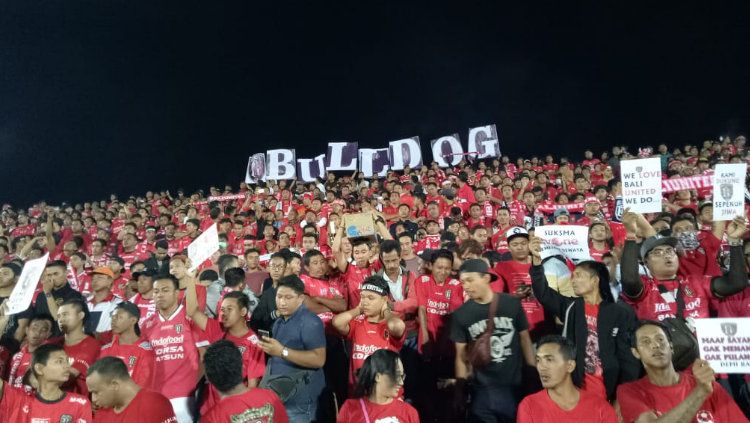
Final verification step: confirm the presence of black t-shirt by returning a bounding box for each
[450,293,529,387]
[33,283,85,337]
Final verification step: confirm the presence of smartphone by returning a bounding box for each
[258,329,271,339]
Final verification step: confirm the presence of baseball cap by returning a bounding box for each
[458,259,498,281]
[505,226,529,242]
[584,197,599,205]
[553,208,570,219]
[639,236,678,261]
[92,267,115,278]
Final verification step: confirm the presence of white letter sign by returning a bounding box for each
[620,157,662,213]
[695,317,750,373]
[6,253,49,315]
[712,163,746,221]
[534,225,591,263]
[187,223,220,271]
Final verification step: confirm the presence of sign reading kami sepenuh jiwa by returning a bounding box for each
[245,125,501,183]
[694,317,750,374]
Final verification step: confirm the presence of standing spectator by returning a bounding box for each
[244,248,269,295]
[337,349,419,423]
[257,275,326,423]
[250,252,287,333]
[143,240,170,275]
[201,340,288,423]
[617,320,747,422]
[100,302,155,390]
[86,267,124,333]
[86,356,176,423]
[57,298,101,396]
[529,236,639,400]
[130,269,156,324]
[35,260,86,337]
[140,274,208,423]
[517,335,618,422]
[451,259,535,423]
[7,314,53,388]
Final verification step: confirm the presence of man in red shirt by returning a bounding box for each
[7,314,53,388]
[332,276,406,388]
[201,340,288,423]
[140,274,208,423]
[0,344,93,422]
[617,320,747,422]
[57,298,101,396]
[300,249,347,332]
[518,335,617,422]
[86,356,176,423]
[100,302,155,390]
[130,269,156,324]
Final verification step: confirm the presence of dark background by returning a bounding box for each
[1,2,749,207]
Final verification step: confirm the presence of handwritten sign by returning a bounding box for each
[695,317,750,373]
[620,157,662,213]
[712,164,746,221]
[6,253,49,315]
[187,223,220,272]
[534,225,591,262]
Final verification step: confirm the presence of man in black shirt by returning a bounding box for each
[450,259,535,423]
[33,260,85,337]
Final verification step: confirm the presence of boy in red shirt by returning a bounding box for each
[7,314,53,388]
[332,276,406,389]
[86,356,176,423]
[100,302,155,390]
[57,298,101,396]
[518,335,617,422]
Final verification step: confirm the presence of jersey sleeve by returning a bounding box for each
[75,397,94,423]
[244,340,266,381]
[142,391,178,423]
[616,382,651,423]
[449,308,469,344]
[516,397,535,423]
[203,317,225,343]
[336,400,356,423]
[132,343,156,391]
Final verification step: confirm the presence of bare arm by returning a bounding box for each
[331,306,359,336]
[332,226,349,273]
[185,275,208,330]
[454,342,471,380]
[284,346,326,368]
[519,329,535,366]
[418,306,429,346]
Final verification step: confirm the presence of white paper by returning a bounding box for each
[695,317,750,373]
[187,224,220,271]
[620,157,663,213]
[712,163,747,221]
[6,253,49,315]
[534,225,591,262]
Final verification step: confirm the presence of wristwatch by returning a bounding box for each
[282,347,289,358]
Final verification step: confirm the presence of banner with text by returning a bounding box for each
[712,164,746,220]
[188,223,220,271]
[695,317,750,374]
[620,157,662,213]
[535,225,591,262]
[6,253,49,315]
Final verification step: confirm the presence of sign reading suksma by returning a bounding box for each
[187,223,220,272]
[695,317,750,373]
[245,124,501,182]
[534,225,591,262]
[620,157,662,213]
[6,253,49,315]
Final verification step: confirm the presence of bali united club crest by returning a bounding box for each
[446,290,452,300]
[720,183,733,201]
[721,322,738,337]
[696,410,714,423]
[684,286,694,297]
[175,324,183,334]
[128,356,137,367]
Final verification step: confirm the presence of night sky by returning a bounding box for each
[1,2,749,207]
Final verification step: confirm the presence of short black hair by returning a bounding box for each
[61,298,89,322]
[222,291,250,311]
[277,275,305,295]
[155,239,169,250]
[29,313,55,327]
[379,239,401,258]
[154,274,179,290]
[351,238,370,249]
[302,249,325,267]
[224,267,246,288]
[430,249,454,264]
[88,356,130,381]
[45,260,67,270]
[538,335,576,361]
[204,340,243,393]
[31,343,65,377]
[217,254,239,276]
[631,320,673,348]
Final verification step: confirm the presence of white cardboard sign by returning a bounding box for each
[695,317,750,373]
[187,223,220,271]
[534,225,591,262]
[6,253,49,315]
[712,163,747,221]
[620,157,662,213]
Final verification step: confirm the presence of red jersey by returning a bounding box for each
[493,260,546,332]
[678,232,723,278]
[300,274,344,332]
[415,234,441,253]
[63,336,101,396]
[517,388,617,423]
[100,335,156,390]
[343,263,380,308]
[129,293,156,325]
[201,388,288,423]
[140,305,209,399]
[415,274,464,356]
[337,398,420,423]
[0,385,93,422]
[713,286,750,318]
[617,373,746,423]
[92,389,176,423]
[347,316,405,384]
[622,275,712,321]
[200,318,266,415]
[7,345,33,388]
[588,244,610,262]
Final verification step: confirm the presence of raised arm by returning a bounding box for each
[528,236,571,318]
[620,209,644,298]
[332,226,349,273]
[185,273,208,330]
[710,216,749,298]
[331,305,360,336]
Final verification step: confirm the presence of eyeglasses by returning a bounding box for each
[393,372,406,383]
[648,248,677,258]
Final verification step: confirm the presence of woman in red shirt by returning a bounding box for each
[337,349,419,423]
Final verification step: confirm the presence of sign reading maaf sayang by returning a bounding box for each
[695,317,750,373]
[244,124,501,182]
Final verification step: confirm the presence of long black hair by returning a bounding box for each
[575,260,615,303]
[352,349,400,399]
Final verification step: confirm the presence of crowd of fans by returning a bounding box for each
[0,136,749,423]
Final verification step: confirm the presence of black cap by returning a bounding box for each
[458,259,498,282]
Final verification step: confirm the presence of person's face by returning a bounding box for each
[472,228,489,244]
[153,279,179,311]
[360,290,386,317]
[302,236,317,251]
[278,234,290,248]
[165,225,176,237]
[92,274,113,292]
[37,350,72,384]
[86,372,119,409]
[26,319,52,347]
[535,343,575,389]
[57,304,84,334]
[426,222,439,235]
[571,267,598,297]
[671,220,695,236]
[288,257,302,275]
[169,259,187,279]
[62,242,77,256]
[186,222,198,234]
[137,275,153,294]
[554,215,570,224]
[645,246,679,276]
[427,204,440,218]
[584,202,600,216]
[71,220,83,232]
[110,308,136,335]
[496,209,510,225]
[155,247,168,261]
[122,234,137,249]
[220,297,247,328]
[398,237,413,256]
[459,271,489,300]
[589,224,607,242]
[353,243,371,267]
[508,237,530,261]
[275,286,304,317]
[45,266,67,289]
[0,267,15,287]
[469,206,481,219]
[305,255,327,278]
[92,241,104,255]
[381,250,401,275]
[632,324,673,369]
[431,257,452,283]
[245,252,260,269]
[268,258,286,281]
